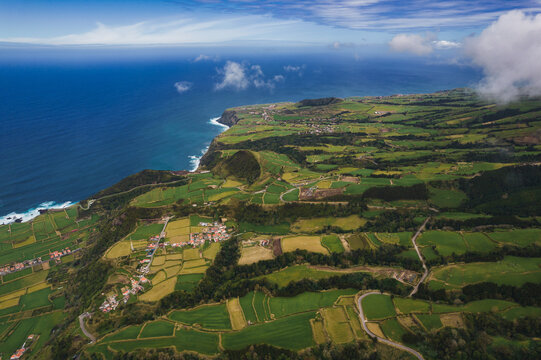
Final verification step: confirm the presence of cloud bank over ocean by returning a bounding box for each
[465,10,541,103]
[215,61,285,91]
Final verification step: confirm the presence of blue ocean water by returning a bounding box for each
[0,48,482,222]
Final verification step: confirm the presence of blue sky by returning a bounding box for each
[0,0,539,46]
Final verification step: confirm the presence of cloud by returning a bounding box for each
[464,10,541,103]
[331,41,355,49]
[168,1,540,31]
[389,33,434,55]
[194,54,211,62]
[0,15,300,45]
[389,33,461,55]
[215,61,284,90]
[215,61,250,90]
[283,64,306,76]
[434,40,461,49]
[174,81,193,93]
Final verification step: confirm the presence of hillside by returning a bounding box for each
[0,89,540,360]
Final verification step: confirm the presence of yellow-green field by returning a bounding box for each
[281,236,328,254]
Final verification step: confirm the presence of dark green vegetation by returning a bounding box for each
[2,89,541,360]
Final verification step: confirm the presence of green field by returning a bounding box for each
[361,294,396,320]
[393,297,430,314]
[269,289,357,318]
[430,256,541,288]
[262,265,351,287]
[169,303,231,329]
[418,231,467,256]
[139,320,175,338]
[104,328,219,355]
[175,273,204,291]
[0,311,66,356]
[380,318,408,342]
[321,235,345,253]
[462,232,497,252]
[102,325,143,342]
[486,229,541,247]
[222,311,316,351]
[238,292,258,324]
[415,314,443,331]
[130,223,163,240]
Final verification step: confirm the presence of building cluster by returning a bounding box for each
[10,334,34,360]
[49,247,72,260]
[305,123,335,134]
[99,275,148,313]
[186,222,230,247]
[0,247,80,276]
[0,258,41,276]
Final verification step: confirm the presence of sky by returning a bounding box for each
[1,0,541,103]
[0,0,539,46]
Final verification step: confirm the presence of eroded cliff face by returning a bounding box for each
[218,110,239,127]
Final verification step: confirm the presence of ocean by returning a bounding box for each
[0,47,482,223]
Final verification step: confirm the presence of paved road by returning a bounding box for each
[409,217,430,297]
[78,312,96,343]
[143,216,172,273]
[357,292,424,360]
[78,179,187,210]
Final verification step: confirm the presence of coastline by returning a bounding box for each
[0,201,74,226]
[188,116,229,172]
[1,116,229,225]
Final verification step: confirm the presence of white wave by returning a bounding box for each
[0,200,75,225]
[188,116,229,173]
[209,116,229,130]
[188,146,209,172]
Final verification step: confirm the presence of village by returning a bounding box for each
[0,247,78,276]
[9,334,35,360]
[99,220,230,313]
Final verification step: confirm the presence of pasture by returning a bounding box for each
[281,236,328,254]
[291,215,365,233]
[227,298,247,330]
[238,245,274,265]
[322,307,355,344]
[486,229,541,247]
[361,294,396,320]
[380,318,408,342]
[262,265,348,287]
[139,320,175,338]
[102,325,142,342]
[139,277,176,302]
[321,235,344,253]
[222,311,316,351]
[269,289,357,319]
[175,273,204,291]
[430,256,541,288]
[169,303,231,330]
[417,231,467,256]
[105,328,219,355]
[393,298,430,314]
[415,314,443,331]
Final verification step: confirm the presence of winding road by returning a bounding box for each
[357,292,424,360]
[409,217,430,297]
[78,312,96,343]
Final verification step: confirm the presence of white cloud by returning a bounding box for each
[283,64,306,76]
[215,61,284,91]
[389,33,434,55]
[174,81,193,93]
[389,33,461,55]
[215,61,249,90]
[464,10,541,103]
[0,15,300,45]
[433,40,461,49]
[194,54,211,62]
